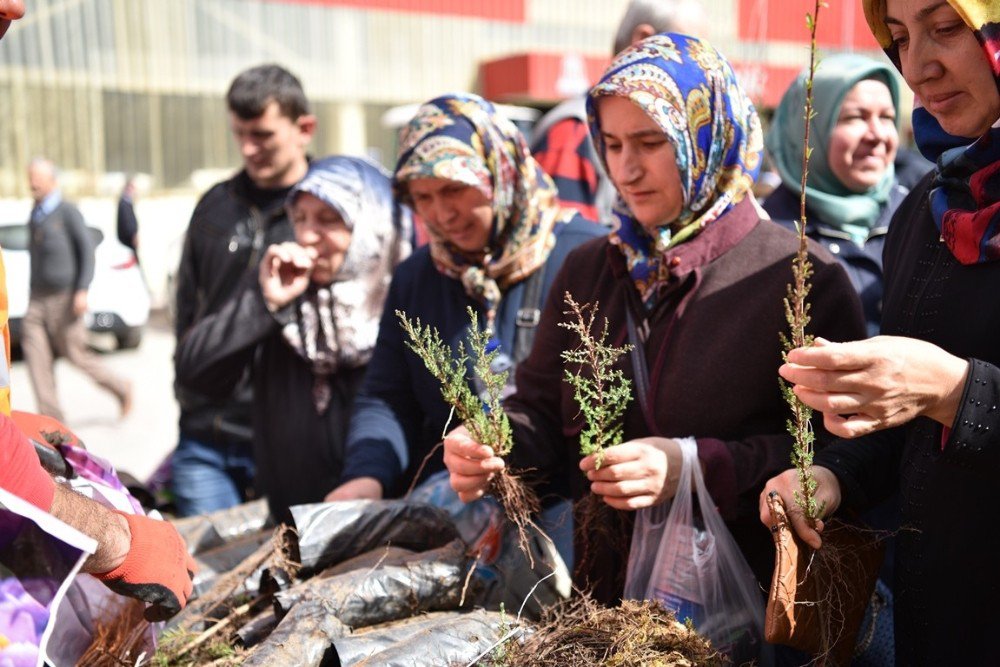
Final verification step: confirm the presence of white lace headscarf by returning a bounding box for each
[282,155,413,413]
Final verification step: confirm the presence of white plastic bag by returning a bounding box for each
[624,437,767,664]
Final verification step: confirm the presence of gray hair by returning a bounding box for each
[27,157,58,179]
[612,0,707,54]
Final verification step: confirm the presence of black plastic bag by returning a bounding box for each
[172,498,272,554]
[190,529,272,597]
[241,603,348,667]
[335,609,506,666]
[290,500,460,574]
[274,540,472,625]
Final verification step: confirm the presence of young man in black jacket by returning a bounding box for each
[171,64,315,516]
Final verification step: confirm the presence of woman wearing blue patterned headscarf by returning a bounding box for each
[586,33,763,310]
[175,155,413,522]
[440,34,864,651]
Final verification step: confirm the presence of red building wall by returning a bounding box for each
[264,0,525,22]
[737,0,879,50]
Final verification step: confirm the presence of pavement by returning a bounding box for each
[10,310,179,483]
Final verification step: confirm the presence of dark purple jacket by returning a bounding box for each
[504,196,866,603]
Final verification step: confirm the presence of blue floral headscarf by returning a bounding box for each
[394,93,572,326]
[587,33,763,307]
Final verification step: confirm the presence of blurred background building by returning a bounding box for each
[0,0,887,194]
[0,0,887,305]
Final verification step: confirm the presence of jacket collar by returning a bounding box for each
[608,195,760,281]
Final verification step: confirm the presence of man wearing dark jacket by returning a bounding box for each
[116,176,139,254]
[171,64,315,516]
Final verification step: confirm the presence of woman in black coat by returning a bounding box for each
[762,0,1000,662]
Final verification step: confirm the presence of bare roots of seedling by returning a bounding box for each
[768,495,885,665]
[573,494,629,593]
[488,468,542,567]
[78,599,151,667]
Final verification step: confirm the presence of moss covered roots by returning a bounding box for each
[499,597,724,667]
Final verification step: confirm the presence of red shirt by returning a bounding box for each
[0,413,56,510]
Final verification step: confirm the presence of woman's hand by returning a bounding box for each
[324,476,383,502]
[780,336,969,438]
[259,242,316,312]
[759,466,842,550]
[581,437,682,511]
[442,425,505,503]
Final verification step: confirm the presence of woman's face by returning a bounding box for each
[407,178,493,253]
[597,95,684,233]
[827,78,899,193]
[291,192,352,284]
[885,0,1000,138]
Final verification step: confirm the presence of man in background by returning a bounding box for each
[22,157,132,422]
[116,175,139,255]
[171,64,315,516]
[530,0,708,224]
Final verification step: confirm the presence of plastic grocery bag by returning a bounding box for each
[624,437,767,664]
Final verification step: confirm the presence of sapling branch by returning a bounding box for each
[396,307,512,456]
[396,307,539,561]
[559,293,633,469]
[781,0,826,525]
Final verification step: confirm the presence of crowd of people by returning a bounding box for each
[1,0,999,663]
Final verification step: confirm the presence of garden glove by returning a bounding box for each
[93,510,196,621]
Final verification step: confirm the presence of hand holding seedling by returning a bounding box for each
[759,465,841,550]
[780,336,969,439]
[443,425,506,502]
[581,436,682,511]
[259,241,317,311]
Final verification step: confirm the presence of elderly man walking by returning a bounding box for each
[22,157,132,421]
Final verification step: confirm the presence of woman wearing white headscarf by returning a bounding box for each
[175,155,412,522]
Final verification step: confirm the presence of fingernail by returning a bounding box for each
[768,490,778,498]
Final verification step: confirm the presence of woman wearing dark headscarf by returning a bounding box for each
[443,33,863,605]
[328,94,603,505]
[175,156,412,523]
[765,53,910,336]
[762,0,1000,662]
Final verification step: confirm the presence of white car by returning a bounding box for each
[0,221,150,349]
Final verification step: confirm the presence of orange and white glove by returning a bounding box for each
[11,410,82,449]
[93,511,196,621]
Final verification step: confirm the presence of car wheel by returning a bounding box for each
[116,327,143,350]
